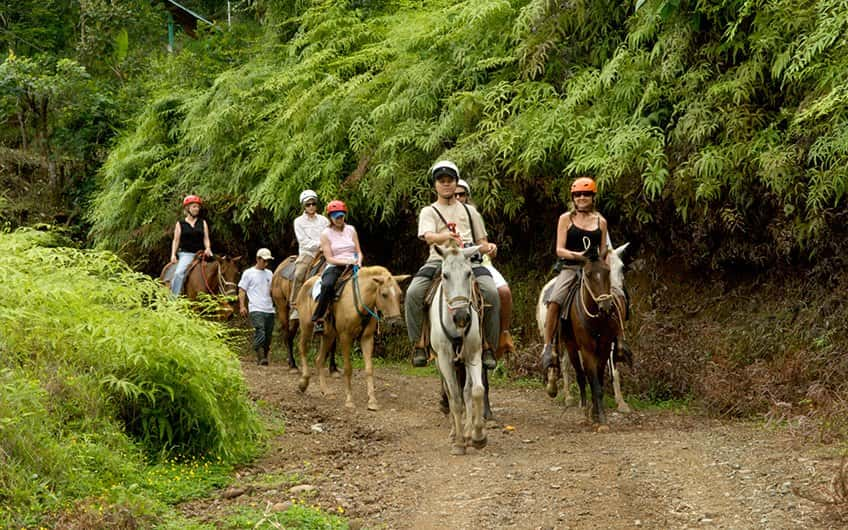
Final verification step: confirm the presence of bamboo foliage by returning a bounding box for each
[90,0,848,265]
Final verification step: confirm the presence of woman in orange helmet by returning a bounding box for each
[540,177,608,370]
[310,200,363,334]
[169,195,213,296]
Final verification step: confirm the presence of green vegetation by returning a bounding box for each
[0,229,261,526]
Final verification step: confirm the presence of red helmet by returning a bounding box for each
[570,177,597,195]
[326,200,347,214]
[183,195,203,206]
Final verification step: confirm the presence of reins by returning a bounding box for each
[352,265,381,321]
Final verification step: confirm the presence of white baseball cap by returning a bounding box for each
[256,248,274,260]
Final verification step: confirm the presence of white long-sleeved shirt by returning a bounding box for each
[294,213,330,258]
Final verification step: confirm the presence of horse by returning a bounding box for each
[295,265,409,410]
[536,243,631,414]
[270,255,339,372]
[431,242,488,455]
[161,254,241,318]
[538,244,628,429]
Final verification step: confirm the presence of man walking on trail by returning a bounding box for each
[239,248,276,365]
[405,160,500,369]
[290,189,329,320]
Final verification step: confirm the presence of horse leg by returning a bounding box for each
[360,328,379,411]
[590,363,608,430]
[317,329,337,398]
[569,345,588,412]
[438,355,466,455]
[297,322,312,393]
[562,351,577,408]
[482,367,494,421]
[609,356,631,413]
[329,338,341,378]
[467,359,487,450]
[545,339,560,398]
[286,319,299,372]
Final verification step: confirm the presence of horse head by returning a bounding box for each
[578,249,614,316]
[216,255,241,296]
[369,272,411,331]
[435,241,479,331]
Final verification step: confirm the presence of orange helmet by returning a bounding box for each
[183,194,203,206]
[570,177,597,195]
[326,200,347,214]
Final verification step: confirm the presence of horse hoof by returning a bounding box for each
[451,445,466,456]
[297,378,309,393]
[546,379,558,398]
[596,424,610,433]
[470,436,487,450]
[331,370,342,379]
[617,403,632,414]
[564,397,578,408]
[367,402,379,411]
[344,400,355,409]
[288,366,299,374]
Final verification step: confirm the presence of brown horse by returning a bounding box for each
[162,255,241,318]
[296,265,409,410]
[545,249,621,430]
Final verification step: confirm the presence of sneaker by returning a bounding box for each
[482,348,497,370]
[290,308,299,321]
[412,347,428,367]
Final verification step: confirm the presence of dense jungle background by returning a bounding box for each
[2,0,848,527]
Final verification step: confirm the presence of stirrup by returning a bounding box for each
[482,347,497,370]
[313,319,325,335]
[540,343,554,371]
[412,347,428,367]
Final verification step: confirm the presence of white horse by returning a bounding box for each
[536,243,632,413]
[431,242,487,456]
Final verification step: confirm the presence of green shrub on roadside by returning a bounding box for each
[0,229,261,526]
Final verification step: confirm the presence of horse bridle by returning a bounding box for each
[201,257,238,296]
[438,268,475,352]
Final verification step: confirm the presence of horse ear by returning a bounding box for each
[461,245,481,259]
[613,242,630,258]
[232,256,243,262]
[393,274,411,285]
[435,245,446,258]
[372,277,386,285]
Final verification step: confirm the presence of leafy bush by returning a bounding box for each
[0,229,261,525]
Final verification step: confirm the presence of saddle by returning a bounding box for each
[159,252,206,294]
[278,253,326,280]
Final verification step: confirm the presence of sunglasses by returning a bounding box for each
[454,192,467,198]
[304,202,317,207]
[572,191,594,198]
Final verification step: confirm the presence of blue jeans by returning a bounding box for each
[249,311,276,352]
[170,252,196,296]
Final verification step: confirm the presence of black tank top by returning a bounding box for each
[178,219,205,253]
[562,213,601,265]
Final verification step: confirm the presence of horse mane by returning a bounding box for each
[357,265,391,279]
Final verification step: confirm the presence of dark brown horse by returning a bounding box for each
[545,249,621,430]
[162,255,241,318]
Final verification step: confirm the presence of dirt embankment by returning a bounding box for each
[180,361,845,529]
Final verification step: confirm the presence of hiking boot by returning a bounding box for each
[290,308,299,321]
[482,347,497,370]
[313,319,324,335]
[540,343,554,371]
[412,347,428,367]
[256,349,268,365]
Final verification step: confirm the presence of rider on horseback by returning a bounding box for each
[405,160,499,370]
[169,195,213,296]
[310,200,363,334]
[290,189,329,320]
[540,177,630,370]
[454,178,515,360]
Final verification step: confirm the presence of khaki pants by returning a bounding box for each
[290,253,313,305]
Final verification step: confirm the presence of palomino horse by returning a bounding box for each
[271,255,339,372]
[536,243,631,413]
[161,254,241,318]
[431,242,487,455]
[295,265,409,410]
[539,245,627,429]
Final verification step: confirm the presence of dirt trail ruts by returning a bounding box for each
[180,361,841,529]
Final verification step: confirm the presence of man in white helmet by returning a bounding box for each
[290,190,329,320]
[405,160,499,369]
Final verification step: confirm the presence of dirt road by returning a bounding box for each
[184,361,842,529]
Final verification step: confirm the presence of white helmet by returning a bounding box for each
[298,189,318,204]
[430,160,460,181]
[456,179,470,193]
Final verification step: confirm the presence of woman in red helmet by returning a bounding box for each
[540,177,608,370]
[311,200,363,333]
[169,195,213,296]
